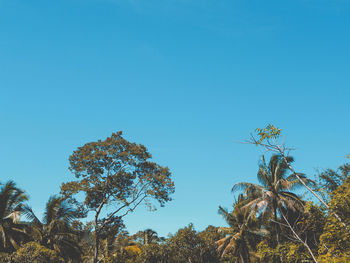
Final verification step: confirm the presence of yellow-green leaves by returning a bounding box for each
[255,124,282,145]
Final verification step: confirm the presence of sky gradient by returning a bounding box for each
[1,0,350,236]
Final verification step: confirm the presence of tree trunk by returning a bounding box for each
[93,199,106,263]
[94,230,100,263]
[273,201,280,245]
[93,210,101,263]
[105,237,109,258]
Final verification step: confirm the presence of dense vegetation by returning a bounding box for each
[0,130,349,262]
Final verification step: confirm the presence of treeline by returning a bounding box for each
[0,131,349,262]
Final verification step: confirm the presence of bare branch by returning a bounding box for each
[280,212,318,263]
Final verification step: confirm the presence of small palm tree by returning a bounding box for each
[23,196,81,262]
[216,194,265,263]
[0,181,28,252]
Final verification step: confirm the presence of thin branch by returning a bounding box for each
[281,211,318,263]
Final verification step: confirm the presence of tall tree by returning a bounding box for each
[233,155,313,244]
[0,181,28,252]
[233,155,319,262]
[60,131,175,263]
[250,125,349,232]
[23,196,82,262]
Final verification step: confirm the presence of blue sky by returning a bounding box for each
[1,0,349,236]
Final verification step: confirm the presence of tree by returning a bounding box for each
[0,181,28,253]
[232,155,318,262]
[216,195,263,263]
[318,175,350,261]
[315,164,349,202]
[167,224,201,263]
[60,132,175,263]
[23,196,82,262]
[197,226,222,263]
[233,155,312,242]
[250,124,349,232]
[133,229,160,246]
[136,243,169,263]
[294,202,326,253]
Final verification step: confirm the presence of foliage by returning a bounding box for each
[318,175,350,260]
[198,225,223,263]
[256,241,314,263]
[0,253,10,263]
[102,244,140,263]
[294,202,326,251]
[136,243,169,263]
[315,164,349,202]
[167,224,201,262]
[9,242,64,263]
[255,125,282,145]
[165,224,221,263]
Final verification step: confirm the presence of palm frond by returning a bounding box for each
[44,196,61,225]
[232,182,264,196]
[218,206,238,228]
[285,173,316,190]
[22,204,42,226]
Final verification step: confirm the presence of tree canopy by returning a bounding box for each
[60,131,175,262]
[0,129,349,263]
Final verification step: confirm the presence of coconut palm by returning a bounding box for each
[0,181,28,252]
[216,194,265,263]
[23,195,82,262]
[232,154,315,244]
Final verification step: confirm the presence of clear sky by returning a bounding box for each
[1,0,349,237]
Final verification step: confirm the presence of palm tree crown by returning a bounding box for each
[232,155,315,244]
[23,195,81,262]
[216,194,264,262]
[233,155,314,218]
[0,181,28,252]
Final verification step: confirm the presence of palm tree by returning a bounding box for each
[232,155,314,243]
[23,195,82,262]
[134,229,160,245]
[0,181,28,252]
[216,194,265,263]
[232,155,320,262]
